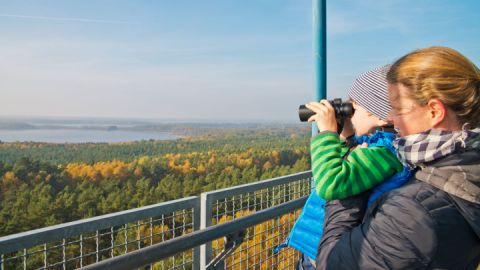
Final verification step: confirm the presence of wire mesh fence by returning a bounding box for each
[0,198,199,270]
[212,209,302,270]
[207,172,311,270]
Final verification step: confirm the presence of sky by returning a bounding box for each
[0,0,479,123]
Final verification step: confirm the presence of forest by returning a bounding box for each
[0,126,311,237]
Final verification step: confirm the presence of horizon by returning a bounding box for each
[0,115,301,125]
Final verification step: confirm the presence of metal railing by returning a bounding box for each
[83,197,308,270]
[200,171,311,269]
[0,171,312,270]
[0,197,200,270]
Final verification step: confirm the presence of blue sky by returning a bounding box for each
[1,0,479,122]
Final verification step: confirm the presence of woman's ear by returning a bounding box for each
[427,99,446,127]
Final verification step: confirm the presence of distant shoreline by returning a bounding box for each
[0,117,306,143]
[0,129,179,143]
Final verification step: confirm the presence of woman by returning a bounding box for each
[315,47,480,269]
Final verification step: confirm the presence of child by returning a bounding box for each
[307,65,404,202]
[282,65,411,269]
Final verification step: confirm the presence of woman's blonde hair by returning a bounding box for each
[387,46,480,127]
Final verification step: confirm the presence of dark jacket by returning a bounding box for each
[315,149,480,269]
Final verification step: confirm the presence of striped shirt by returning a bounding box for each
[311,132,403,200]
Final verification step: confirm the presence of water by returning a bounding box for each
[0,129,178,143]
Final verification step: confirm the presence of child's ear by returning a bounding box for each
[370,113,390,127]
[376,119,391,127]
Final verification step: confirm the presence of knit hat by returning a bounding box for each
[347,65,391,120]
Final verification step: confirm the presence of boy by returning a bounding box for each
[306,65,404,201]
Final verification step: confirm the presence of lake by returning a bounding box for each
[0,129,178,143]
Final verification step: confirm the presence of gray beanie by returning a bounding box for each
[347,65,391,120]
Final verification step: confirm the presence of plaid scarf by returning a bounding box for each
[394,125,480,169]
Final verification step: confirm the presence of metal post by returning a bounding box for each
[312,0,327,136]
[199,193,212,269]
[192,199,201,270]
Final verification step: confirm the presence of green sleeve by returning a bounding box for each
[311,132,403,200]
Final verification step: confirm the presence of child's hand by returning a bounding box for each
[306,100,338,133]
[359,142,369,148]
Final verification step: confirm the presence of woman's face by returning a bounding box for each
[387,83,432,137]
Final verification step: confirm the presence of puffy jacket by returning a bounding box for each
[315,149,480,269]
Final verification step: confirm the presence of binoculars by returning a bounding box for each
[298,98,354,122]
[298,98,354,133]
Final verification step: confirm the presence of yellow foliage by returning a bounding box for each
[235,209,254,219]
[223,166,234,174]
[99,162,114,178]
[138,224,170,245]
[196,164,206,174]
[260,257,275,270]
[112,162,129,179]
[208,154,216,165]
[235,156,253,168]
[262,161,273,171]
[271,150,280,165]
[133,168,143,177]
[65,160,130,181]
[137,156,150,166]
[181,160,191,174]
[212,237,224,251]
[215,214,233,225]
[226,249,249,270]
[2,171,19,186]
